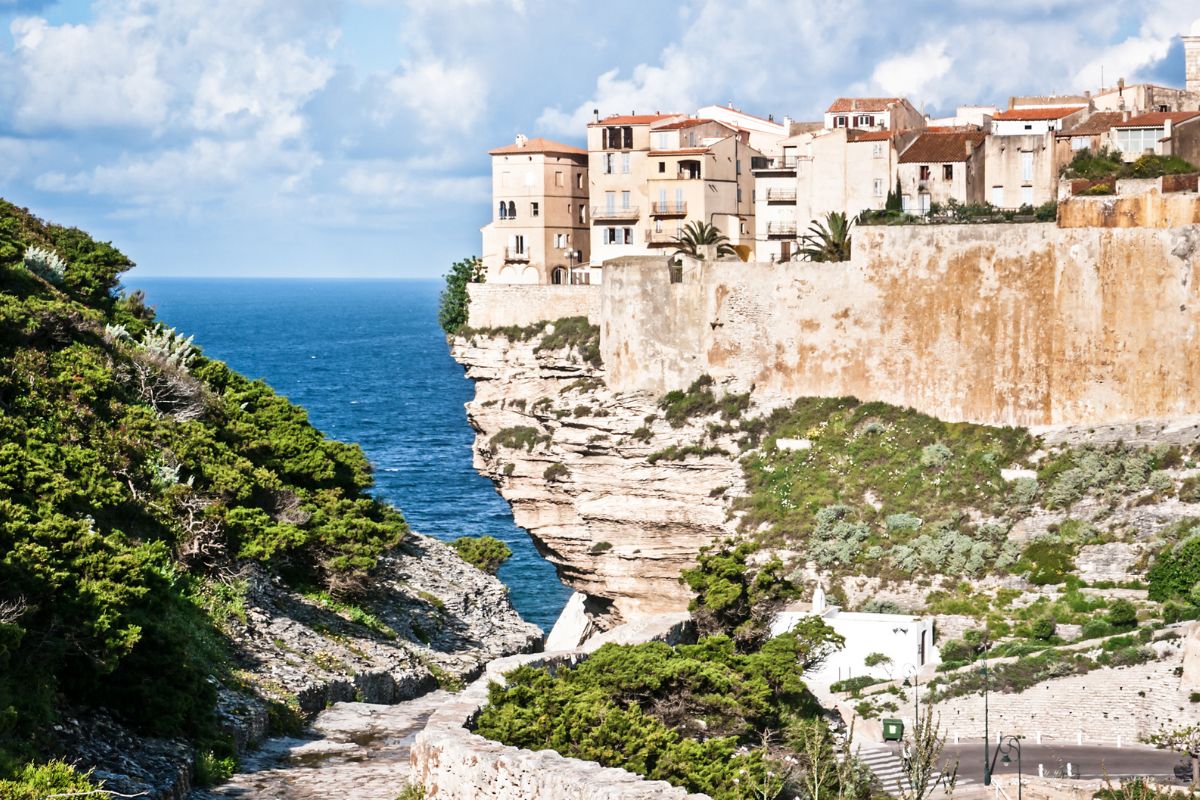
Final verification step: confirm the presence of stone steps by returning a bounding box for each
[858,744,974,797]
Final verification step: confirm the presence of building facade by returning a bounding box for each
[481,135,590,284]
[1111,111,1200,163]
[897,129,987,213]
[986,106,1087,208]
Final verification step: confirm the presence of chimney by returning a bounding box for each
[592,108,600,123]
[515,133,528,148]
[1122,110,1131,122]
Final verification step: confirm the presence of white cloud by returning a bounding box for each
[385,60,487,135]
[871,41,953,106]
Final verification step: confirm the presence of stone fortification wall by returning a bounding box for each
[601,219,1200,427]
[1058,188,1200,228]
[410,650,708,800]
[466,283,600,329]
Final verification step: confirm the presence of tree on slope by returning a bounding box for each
[1151,724,1200,787]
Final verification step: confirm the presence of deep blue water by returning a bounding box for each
[130,278,569,632]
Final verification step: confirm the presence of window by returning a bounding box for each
[834,115,848,128]
[567,203,572,216]
[604,153,614,174]
[1071,136,1090,151]
[605,191,615,211]
[873,178,884,197]
[991,186,1004,206]
[855,114,872,127]
[621,153,631,174]
[919,165,931,180]
[623,227,633,244]
[737,186,742,202]
[943,164,953,180]
[1021,185,1034,206]
[564,233,570,245]
[623,126,633,149]
[604,227,616,244]
[736,159,741,175]
[872,143,883,157]
[554,233,564,248]
[555,171,564,187]
[918,193,931,214]
[579,205,586,224]
[1023,124,1033,131]
[507,201,516,218]
[498,201,507,220]
[901,194,911,212]
[577,173,584,189]
[1115,127,1163,157]
[659,161,666,173]
[621,191,631,209]
[1158,104,1169,112]
[653,132,670,150]
[531,202,539,217]
[1020,151,1034,181]
[512,234,525,254]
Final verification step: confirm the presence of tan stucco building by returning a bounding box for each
[481,135,590,284]
[897,128,986,213]
[986,106,1088,208]
[587,113,761,267]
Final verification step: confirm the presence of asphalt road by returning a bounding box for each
[876,741,1191,785]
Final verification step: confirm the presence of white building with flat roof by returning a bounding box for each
[770,587,938,685]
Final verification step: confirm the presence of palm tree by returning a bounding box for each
[797,211,854,262]
[672,220,736,260]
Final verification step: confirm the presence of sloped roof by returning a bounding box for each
[826,97,902,113]
[652,118,737,132]
[847,130,894,142]
[1113,111,1200,128]
[993,106,1086,121]
[592,113,680,126]
[1056,112,1125,138]
[488,137,587,156]
[1010,94,1090,108]
[898,131,986,163]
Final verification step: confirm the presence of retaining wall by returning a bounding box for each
[466,283,600,329]
[409,651,708,800]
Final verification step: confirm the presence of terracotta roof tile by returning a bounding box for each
[1056,112,1125,137]
[992,106,1086,121]
[847,130,894,142]
[898,131,986,164]
[826,97,902,113]
[652,118,732,131]
[591,113,680,126]
[488,137,587,156]
[1114,111,1200,128]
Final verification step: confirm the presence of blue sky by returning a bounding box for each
[0,0,1196,278]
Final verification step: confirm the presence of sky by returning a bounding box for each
[0,0,1197,279]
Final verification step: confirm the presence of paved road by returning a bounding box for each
[931,742,1188,784]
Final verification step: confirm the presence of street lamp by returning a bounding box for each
[979,636,992,786]
[988,734,1023,800]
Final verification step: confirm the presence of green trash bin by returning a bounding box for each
[882,718,904,741]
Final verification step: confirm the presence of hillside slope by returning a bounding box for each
[0,202,537,798]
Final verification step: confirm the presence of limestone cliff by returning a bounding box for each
[450,328,745,627]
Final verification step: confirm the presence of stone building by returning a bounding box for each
[587,112,761,268]
[896,128,987,213]
[986,106,1087,208]
[1052,111,1125,174]
[481,135,591,285]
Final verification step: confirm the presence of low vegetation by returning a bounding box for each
[860,199,1057,225]
[0,201,414,784]
[1063,148,1196,183]
[658,374,750,428]
[474,624,869,800]
[450,536,512,574]
[437,256,485,334]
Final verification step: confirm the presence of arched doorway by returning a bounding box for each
[552,266,567,285]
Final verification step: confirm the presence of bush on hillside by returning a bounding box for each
[1148,531,1200,602]
[451,536,512,574]
[437,256,484,334]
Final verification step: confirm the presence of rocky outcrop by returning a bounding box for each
[450,329,745,627]
[57,533,540,800]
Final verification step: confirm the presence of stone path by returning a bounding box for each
[193,691,452,800]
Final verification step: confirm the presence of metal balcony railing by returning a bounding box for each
[651,201,687,216]
[753,156,798,171]
[504,247,531,262]
[766,222,798,237]
[645,230,679,245]
[766,189,797,203]
[591,205,639,221]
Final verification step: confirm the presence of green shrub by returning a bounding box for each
[0,760,98,799]
[1148,532,1200,601]
[543,463,569,481]
[489,426,549,452]
[451,536,512,574]
[437,256,485,334]
[193,750,237,788]
[1030,615,1057,641]
[536,317,601,367]
[1015,540,1075,585]
[658,375,750,428]
[1106,599,1138,629]
[831,675,881,695]
[1080,618,1115,640]
[589,541,612,555]
[863,652,891,668]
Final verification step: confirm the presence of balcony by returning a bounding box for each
[591,205,639,221]
[651,201,687,216]
[766,222,798,238]
[753,156,797,173]
[766,189,797,203]
[645,229,679,246]
[504,247,531,262]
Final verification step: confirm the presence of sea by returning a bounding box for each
[130,277,571,633]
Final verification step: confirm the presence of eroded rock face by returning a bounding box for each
[450,332,744,626]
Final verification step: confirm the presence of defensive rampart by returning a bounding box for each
[465,283,600,328]
[601,198,1200,427]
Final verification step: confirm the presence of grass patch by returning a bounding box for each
[490,425,550,452]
